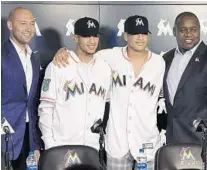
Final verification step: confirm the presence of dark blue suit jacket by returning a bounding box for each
[1,39,41,160]
[163,41,207,144]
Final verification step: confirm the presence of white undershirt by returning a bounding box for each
[167,40,201,105]
[10,39,33,122]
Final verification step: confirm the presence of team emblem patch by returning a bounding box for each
[62,150,81,168]
[42,79,51,92]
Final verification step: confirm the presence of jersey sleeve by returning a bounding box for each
[38,62,61,149]
[40,63,60,103]
[38,101,56,150]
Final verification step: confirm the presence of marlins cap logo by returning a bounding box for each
[136,18,144,26]
[87,20,96,28]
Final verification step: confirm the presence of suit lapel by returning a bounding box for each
[7,40,27,93]
[175,42,206,96]
[163,49,175,105]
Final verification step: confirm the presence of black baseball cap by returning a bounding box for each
[124,15,151,34]
[74,17,101,37]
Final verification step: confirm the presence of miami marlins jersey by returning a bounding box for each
[96,46,165,161]
[38,51,111,150]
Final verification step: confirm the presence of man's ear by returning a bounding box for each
[72,35,78,42]
[173,27,176,37]
[123,32,128,42]
[7,20,12,31]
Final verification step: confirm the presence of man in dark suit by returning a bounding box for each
[1,7,41,170]
[163,12,207,144]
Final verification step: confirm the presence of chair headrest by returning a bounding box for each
[155,143,204,170]
[39,145,100,170]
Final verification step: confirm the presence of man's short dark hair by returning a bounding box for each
[174,12,200,28]
[65,164,100,170]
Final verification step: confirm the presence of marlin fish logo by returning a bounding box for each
[87,20,96,28]
[157,19,173,36]
[180,147,196,161]
[135,18,144,26]
[200,19,207,35]
[117,19,126,36]
[63,150,81,168]
[34,17,42,36]
[66,19,75,36]
[64,80,84,100]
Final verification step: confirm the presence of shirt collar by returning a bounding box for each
[121,45,152,61]
[10,38,32,56]
[68,50,96,66]
[175,40,202,56]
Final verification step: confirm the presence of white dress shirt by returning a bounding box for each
[96,47,165,161]
[10,39,33,122]
[167,40,202,105]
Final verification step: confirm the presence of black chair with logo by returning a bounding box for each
[39,145,100,170]
[154,143,204,170]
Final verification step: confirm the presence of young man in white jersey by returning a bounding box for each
[38,17,111,151]
[53,15,165,170]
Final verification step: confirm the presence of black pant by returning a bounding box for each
[11,123,30,170]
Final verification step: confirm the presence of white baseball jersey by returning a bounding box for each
[96,46,165,161]
[38,51,111,150]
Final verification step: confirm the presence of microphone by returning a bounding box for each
[1,117,15,135]
[191,118,207,132]
[91,119,103,134]
[3,126,11,134]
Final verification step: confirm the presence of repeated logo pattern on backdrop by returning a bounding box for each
[31,18,207,38]
[116,18,207,37]
[34,18,207,37]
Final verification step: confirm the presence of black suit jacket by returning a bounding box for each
[163,41,207,144]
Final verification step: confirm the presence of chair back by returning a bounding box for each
[154,143,204,170]
[39,145,100,170]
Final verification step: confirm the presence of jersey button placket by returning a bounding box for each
[85,94,90,145]
[128,85,135,138]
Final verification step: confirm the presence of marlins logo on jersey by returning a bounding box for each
[64,80,84,100]
[63,79,106,100]
[112,71,156,96]
[133,77,156,96]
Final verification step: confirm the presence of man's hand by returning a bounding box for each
[53,47,69,67]
[34,150,40,164]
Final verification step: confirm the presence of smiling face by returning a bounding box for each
[124,33,149,52]
[7,8,35,47]
[174,15,200,53]
[76,35,99,55]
